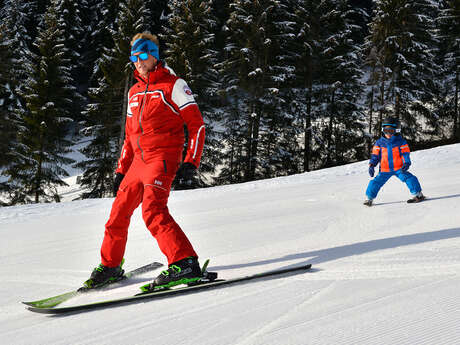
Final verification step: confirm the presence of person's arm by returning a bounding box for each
[369,141,381,167]
[115,96,135,175]
[172,79,205,168]
[400,139,411,171]
[368,141,381,177]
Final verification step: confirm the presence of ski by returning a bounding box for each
[22,261,163,309]
[26,263,312,314]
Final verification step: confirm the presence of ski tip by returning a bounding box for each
[26,306,56,314]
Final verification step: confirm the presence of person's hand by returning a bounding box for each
[113,173,125,196]
[174,162,198,190]
[368,164,375,177]
[401,162,410,172]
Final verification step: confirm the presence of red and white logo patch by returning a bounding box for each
[183,85,193,96]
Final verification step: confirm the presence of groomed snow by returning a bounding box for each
[1,144,459,345]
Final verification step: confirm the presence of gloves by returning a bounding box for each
[368,164,375,177]
[113,173,125,196]
[401,162,410,172]
[174,162,198,190]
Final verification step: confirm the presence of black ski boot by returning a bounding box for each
[407,193,426,203]
[147,257,202,290]
[83,260,125,289]
[363,199,373,207]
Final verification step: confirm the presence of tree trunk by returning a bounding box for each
[246,102,260,181]
[368,85,375,157]
[379,64,385,127]
[245,107,254,181]
[326,90,335,167]
[35,125,45,203]
[303,61,313,172]
[455,69,459,141]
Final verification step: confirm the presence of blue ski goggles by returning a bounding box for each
[129,52,150,63]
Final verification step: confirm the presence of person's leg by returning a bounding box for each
[141,160,197,265]
[101,161,143,267]
[395,170,422,195]
[366,172,393,200]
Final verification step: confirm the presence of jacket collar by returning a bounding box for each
[133,61,168,85]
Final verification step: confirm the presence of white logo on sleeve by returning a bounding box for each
[172,79,197,110]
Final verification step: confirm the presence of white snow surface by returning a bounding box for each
[1,144,460,345]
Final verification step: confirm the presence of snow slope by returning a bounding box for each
[1,144,460,345]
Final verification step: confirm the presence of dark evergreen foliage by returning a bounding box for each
[4,1,75,203]
[75,0,153,198]
[218,0,300,182]
[436,0,460,141]
[162,0,223,187]
[0,0,458,205]
[367,0,441,141]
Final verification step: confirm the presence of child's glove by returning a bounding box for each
[401,162,411,172]
[369,164,375,177]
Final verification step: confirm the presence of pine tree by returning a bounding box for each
[0,0,37,200]
[76,0,152,198]
[162,0,223,187]
[145,0,169,35]
[54,0,86,124]
[317,0,365,167]
[293,0,364,169]
[218,0,298,182]
[0,23,16,186]
[292,0,327,172]
[5,0,75,203]
[367,0,441,141]
[256,1,300,178]
[437,0,460,141]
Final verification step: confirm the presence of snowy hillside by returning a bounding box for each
[1,144,460,345]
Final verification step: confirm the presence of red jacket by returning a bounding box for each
[116,63,205,175]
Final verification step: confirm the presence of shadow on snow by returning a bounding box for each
[212,227,460,271]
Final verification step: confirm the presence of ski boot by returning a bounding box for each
[363,199,373,207]
[140,256,206,292]
[407,193,426,203]
[82,259,125,289]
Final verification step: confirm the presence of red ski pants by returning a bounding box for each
[101,157,197,267]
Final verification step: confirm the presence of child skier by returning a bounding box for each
[364,117,425,206]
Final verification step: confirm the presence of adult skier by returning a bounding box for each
[84,32,205,288]
[364,117,425,206]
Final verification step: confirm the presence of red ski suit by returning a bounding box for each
[101,63,205,267]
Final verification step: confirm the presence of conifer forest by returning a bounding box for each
[0,0,458,205]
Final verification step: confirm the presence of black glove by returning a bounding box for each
[401,162,410,172]
[174,162,198,190]
[113,173,125,196]
[368,164,375,177]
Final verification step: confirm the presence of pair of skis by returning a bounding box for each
[23,261,312,314]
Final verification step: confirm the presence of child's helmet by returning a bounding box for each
[381,117,401,135]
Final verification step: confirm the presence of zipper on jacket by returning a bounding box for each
[137,78,149,161]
